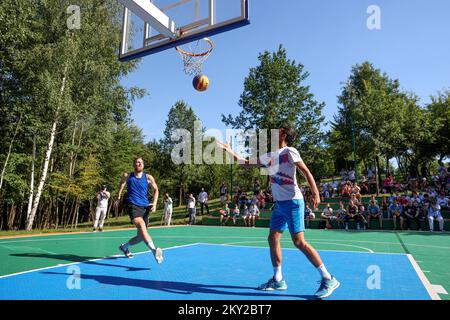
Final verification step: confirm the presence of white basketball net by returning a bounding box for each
[176,37,214,76]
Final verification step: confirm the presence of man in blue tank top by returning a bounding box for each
[115,157,163,264]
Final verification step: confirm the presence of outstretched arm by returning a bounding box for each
[216,141,264,168]
[116,172,129,201]
[295,161,321,210]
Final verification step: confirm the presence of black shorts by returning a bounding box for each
[127,203,150,225]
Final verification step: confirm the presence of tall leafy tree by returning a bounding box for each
[222,45,326,175]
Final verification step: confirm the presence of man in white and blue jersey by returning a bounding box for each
[115,157,163,264]
[217,126,340,299]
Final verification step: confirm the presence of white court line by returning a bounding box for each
[431,285,448,295]
[0,243,200,279]
[407,254,440,300]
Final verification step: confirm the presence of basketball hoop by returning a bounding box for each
[175,37,214,76]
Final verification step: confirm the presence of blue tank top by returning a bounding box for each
[126,172,150,207]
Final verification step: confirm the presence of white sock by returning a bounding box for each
[317,264,332,280]
[273,266,283,282]
[146,241,156,252]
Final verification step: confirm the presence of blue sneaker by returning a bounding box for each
[257,277,288,291]
[315,276,340,299]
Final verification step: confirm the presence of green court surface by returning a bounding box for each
[1,226,449,300]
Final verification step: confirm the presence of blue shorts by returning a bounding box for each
[270,199,305,234]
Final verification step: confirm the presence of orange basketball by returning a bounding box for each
[193,74,209,91]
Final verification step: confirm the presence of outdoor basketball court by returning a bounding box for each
[1,226,448,300]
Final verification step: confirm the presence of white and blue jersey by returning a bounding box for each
[261,147,305,234]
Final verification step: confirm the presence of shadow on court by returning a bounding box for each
[10,253,150,272]
[42,271,318,300]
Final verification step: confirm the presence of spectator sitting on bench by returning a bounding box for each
[241,204,250,227]
[436,193,449,210]
[249,203,260,228]
[320,203,336,229]
[428,198,444,232]
[380,197,389,218]
[389,199,403,230]
[304,203,315,228]
[367,199,382,229]
[345,200,359,231]
[232,204,240,225]
[220,203,230,226]
[355,200,368,230]
[404,200,423,231]
[336,201,347,229]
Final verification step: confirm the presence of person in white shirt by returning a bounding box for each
[348,168,356,183]
[436,194,449,210]
[219,182,228,206]
[198,188,210,216]
[217,126,339,299]
[163,193,173,226]
[93,185,110,232]
[428,200,444,232]
[187,193,196,225]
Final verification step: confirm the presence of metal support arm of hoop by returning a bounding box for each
[175,37,214,76]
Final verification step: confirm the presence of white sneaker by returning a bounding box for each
[154,248,163,264]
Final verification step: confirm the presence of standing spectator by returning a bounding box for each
[330,180,339,197]
[163,193,173,226]
[249,203,260,228]
[428,200,444,232]
[304,203,315,228]
[187,193,197,225]
[253,179,261,196]
[348,168,356,184]
[340,168,348,183]
[367,199,382,229]
[389,199,403,230]
[367,167,374,182]
[93,185,110,232]
[219,182,228,206]
[198,188,210,216]
[233,187,241,207]
[219,203,230,226]
[383,175,394,194]
[257,190,266,209]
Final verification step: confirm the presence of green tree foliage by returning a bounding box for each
[222,45,327,176]
[0,0,146,230]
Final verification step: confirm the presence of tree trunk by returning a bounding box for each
[0,114,22,190]
[26,134,36,222]
[26,64,68,231]
[7,203,16,230]
[375,155,381,196]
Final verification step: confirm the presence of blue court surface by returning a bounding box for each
[0,243,433,300]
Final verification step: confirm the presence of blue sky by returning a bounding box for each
[120,0,450,143]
